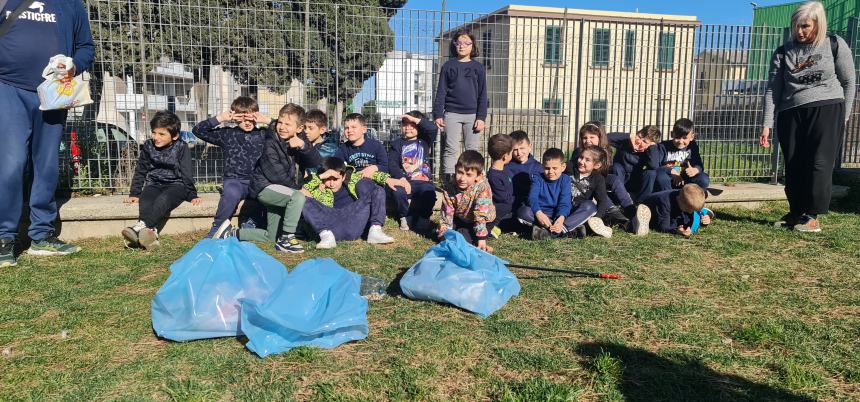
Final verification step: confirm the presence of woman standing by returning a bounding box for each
[760,1,856,232]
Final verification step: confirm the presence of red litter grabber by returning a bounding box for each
[507,263,623,279]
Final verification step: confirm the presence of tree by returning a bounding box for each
[86,0,404,103]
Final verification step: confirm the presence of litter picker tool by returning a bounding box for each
[507,263,622,279]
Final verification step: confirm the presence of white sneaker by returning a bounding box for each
[631,204,651,236]
[587,217,613,238]
[367,225,394,244]
[317,230,337,249]
[399,217,410,231]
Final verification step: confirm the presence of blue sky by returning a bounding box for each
[403,0,794,25]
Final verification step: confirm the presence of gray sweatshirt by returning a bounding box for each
[762,35,856,128]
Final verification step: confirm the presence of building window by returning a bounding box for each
[482,30,493,69]
[543,98,562,115]
[658,32,676,71]
[592,28,610,67]
[544,26,563,65]
[623,30,636,68]
[590,99,607,123]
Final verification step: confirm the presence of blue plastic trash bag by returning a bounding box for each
[399,230,520,318]
[240,258,368,358]
[151,238,287,341]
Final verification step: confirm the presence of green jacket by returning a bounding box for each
[303,166,390,207]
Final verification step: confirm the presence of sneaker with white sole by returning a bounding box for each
[213,220,235,239]
[317,230,337,249]
[275,233,304,253]
[138,228,160,250]
[27,234,81,256]
[0,239,16,267]
[367,225,394,244]
[794,214,822,233]
[630,204,651,236]
[587,217,613,238]
[399,217,410,231]
[122,221,147,248]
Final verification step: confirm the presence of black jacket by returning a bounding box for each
[129,140,197,200]
[250,131,321,195]
[191,117,266,180]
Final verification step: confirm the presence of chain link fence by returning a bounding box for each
[59,1,860,193]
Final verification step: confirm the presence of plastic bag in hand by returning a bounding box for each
[151,238,287,341]
[240,258,368,358]
[36,55,93,110]
[399,230,520,318]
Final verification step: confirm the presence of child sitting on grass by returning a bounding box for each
[641,184,711,237]
[214,104,320,253]
[123,111,201,250]
[486,133,516,237]
[438,150,496,253]
[610,125,663,201]
[301,157,394,249]
[654,118,709,193]
[303,109,338,162]
[566,145,614,238]
[516,148,581,240]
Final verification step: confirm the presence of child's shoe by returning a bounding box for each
[316,230,337,249]
[27,233,81,255]
[603,206,629,227]
[531,225,551,241]
[630,204,651,236]
[138,228,160,250]
[399,217,410,231]
[587,217,613,238]
[0,239,16,268]
[213,220,235,239]
[204,222,220,238]
[122,221,147,248]
[367,225,394,244]
[275,233,304,253]
[794,214,821,233]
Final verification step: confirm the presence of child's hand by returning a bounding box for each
[319,170,337,180]
[477,240,494,253]
[252,112,269,124]
[677,226,692,237]
[287,135,305,149]
[473,119,485,133]
[386,177,411,194]
[701,214,711,225]
[549,217,565,233]
[124,196,139,204]
[190,198,202,206]
[535,211,552,228]
[216,110,234,123]
[362,165,379,179]
[434,118,445,128]
[685,166,700,177]
[401,114,420,124]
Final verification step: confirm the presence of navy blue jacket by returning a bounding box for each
[657,139,704,171]
[432,59,488,120]
[642,189,692,234]
[609,132,661,177]
[0,0,94,91]
[130,140,197,201]
[387,118,438,180]
[251,131,321,195]
[314,132,340,160]
[487,168,514,219]
[504,155,544,211]
[334,137,389,173]
[192,117,266,180]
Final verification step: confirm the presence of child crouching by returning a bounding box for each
[123,111,201,250]
[438,150,496,253]
[301,157,394,249]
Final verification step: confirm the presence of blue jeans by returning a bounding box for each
[516,202,597,233]
[0,82,67,241]
[390,179,437,220]
[302,179,386,241]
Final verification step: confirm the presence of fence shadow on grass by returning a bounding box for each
[576,342,814,402]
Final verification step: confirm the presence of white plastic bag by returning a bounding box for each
[36,55,92,111]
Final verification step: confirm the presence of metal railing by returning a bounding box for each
[59,1,860,192]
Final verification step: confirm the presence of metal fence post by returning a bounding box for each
[837,16,858,169]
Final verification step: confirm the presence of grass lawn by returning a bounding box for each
[1,188,859,401]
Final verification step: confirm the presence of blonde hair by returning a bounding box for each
[791,1,828,46]
[678,184,706,212]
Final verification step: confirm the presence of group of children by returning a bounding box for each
[121,92,715,254]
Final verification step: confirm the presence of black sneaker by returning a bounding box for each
[603,206,629,227]
[774,213,800,229]
[0,239,16,267]
[275,233,304,254]
[531,226,551,241]
[27,234,81,256]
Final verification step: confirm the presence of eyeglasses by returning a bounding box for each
[454,41,473,47]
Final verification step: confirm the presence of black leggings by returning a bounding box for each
[776,102,844,216]
[139,183,189,228]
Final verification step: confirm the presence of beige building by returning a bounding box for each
[694,50,749,110]
[440,5,700,149]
